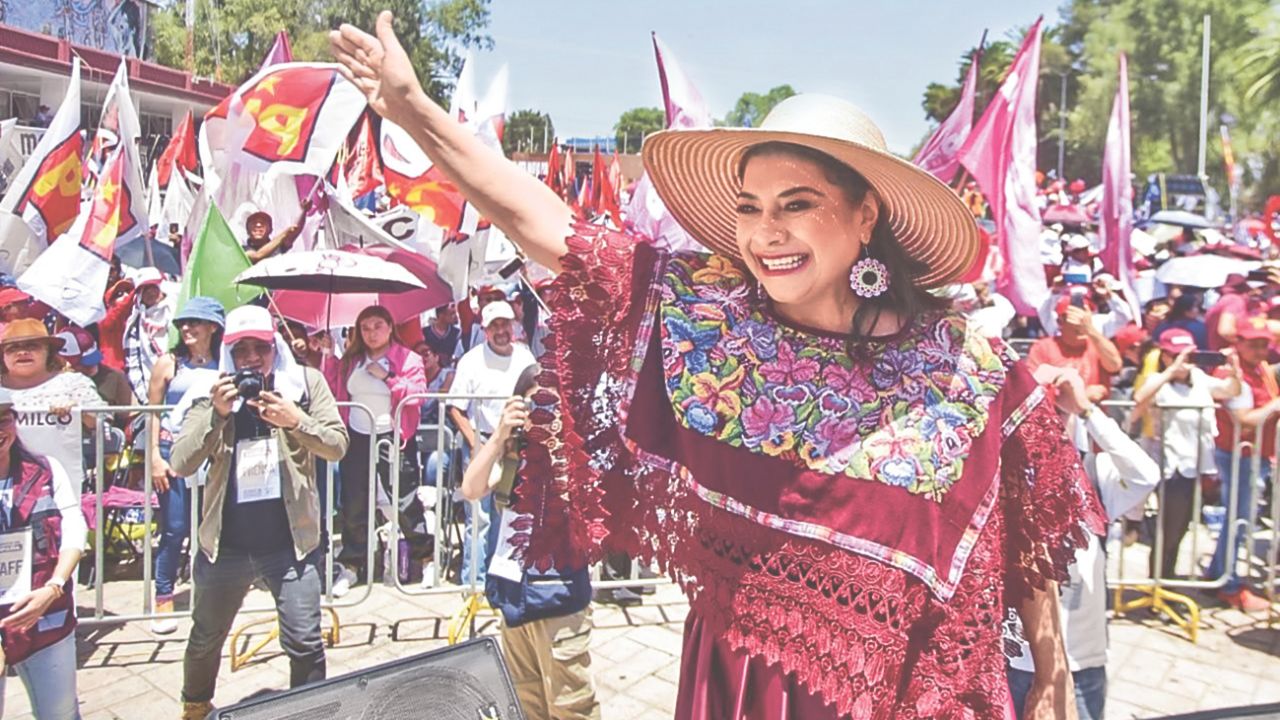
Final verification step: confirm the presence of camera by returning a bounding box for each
[233,369,269,400]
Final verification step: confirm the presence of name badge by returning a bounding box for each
[236,438,282,504]
[487,509,526,583]
[0,528,33,605]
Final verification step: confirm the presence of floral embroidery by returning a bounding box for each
[660,253,1008,501]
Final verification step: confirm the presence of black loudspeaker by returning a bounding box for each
[211,637,525,720]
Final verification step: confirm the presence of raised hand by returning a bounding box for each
[330,11,424,125]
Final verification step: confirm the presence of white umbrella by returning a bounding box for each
[1155,255,1259,289]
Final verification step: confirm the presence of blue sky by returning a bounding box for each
[468,0,1062,155]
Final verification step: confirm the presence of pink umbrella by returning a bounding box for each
[271,244,453,327]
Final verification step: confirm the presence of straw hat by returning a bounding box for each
[642,94,981,288]
[0,319,65,350]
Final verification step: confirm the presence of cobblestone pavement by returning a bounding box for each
[4,574,1280,719]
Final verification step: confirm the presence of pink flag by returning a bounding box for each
[1099,54,1138,319]
[914,45,981,183]
[624,33,707,254]
[957,19,1046,315]
[260,31,294,71]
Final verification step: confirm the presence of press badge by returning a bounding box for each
[236,438,282,504]
[0,528,33,605]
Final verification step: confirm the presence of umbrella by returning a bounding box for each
[116,238,181,276]
[233,249,426,294]
[1155,255,1259,288]
[270,245,452,328]
[1148,209,1213,229]
[1042,204,1091,226]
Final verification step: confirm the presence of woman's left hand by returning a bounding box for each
[48,404,73,420]
[1,587,58,632]
[1023,676,1079,720]
[251,392,305,430]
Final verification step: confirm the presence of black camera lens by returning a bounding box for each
[234,369,265,400]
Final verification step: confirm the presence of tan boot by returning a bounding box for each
[151,595,178,635]
[181,701,214,720]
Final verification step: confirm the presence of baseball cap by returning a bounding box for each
[1063,234,1091,251]
[480,300,516,328]
[1113,324,1148,355]
[246,210,272,227]
[0,288,30,307]
[223,305,276,346]
[1157,328,1197,354]
[135,267,165,288]
[1236,316,1272,342]
[56,326,103,366]
[1055,292,1095,316]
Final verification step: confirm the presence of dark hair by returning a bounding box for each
[514,363,541,397]
[1168,292,1201,321]
[0,343,65,376]
[737,142,947,356]
[341,305,399,378]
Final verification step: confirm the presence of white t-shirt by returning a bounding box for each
[1152,368,1235,478]
[448,342,536,435]
[1010,410,1161,673]
[346,357,394,436]
[10,372,105,498]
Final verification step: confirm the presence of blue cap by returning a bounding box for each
[174,296,226,328]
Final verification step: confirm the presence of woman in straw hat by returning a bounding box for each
[333,14,1103,719]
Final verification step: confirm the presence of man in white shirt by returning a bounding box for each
[1007,366,1161,720]
[448,300,536,587]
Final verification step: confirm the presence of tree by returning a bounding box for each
[503,109,555,156]
[724,85,797,128]
[614,107,664,153]
[152,0,493,104]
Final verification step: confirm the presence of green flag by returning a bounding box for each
[170,204,262,344]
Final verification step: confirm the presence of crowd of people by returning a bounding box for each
[1,14,1279,720]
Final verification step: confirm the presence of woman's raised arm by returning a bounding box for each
[330,11,573,271]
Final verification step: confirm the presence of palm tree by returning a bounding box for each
[1237,6,1280,106]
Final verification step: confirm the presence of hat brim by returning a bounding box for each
[224,329,275,346]
[642,128,982,288]
[0,335,65,351]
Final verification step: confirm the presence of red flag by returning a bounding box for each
[155,110,197,189]
[79,150,132,261]
[260,31,294,70]
[384,165,465,231]
[1,59,82,245]
[914,41,982,183]
[1099,54,1138,319]
[591,147,623,227]
[545,141,562,194]
[345,112,384,199]
[957,19,1046,315]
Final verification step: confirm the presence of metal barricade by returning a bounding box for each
[77,401,382,627]
[1103,395,1279,641]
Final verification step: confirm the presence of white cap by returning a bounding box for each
[135,266,165,287]
[480,300,516,328]
[1064,234,1091,251]
[223,305,276,345]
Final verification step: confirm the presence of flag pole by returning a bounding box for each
[1196,14,1210,179]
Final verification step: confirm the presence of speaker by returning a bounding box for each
[211,637,525,720]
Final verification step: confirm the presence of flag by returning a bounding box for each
[1099,53,1139,320]
[545,141,562,194]
[155,110,197,191]
[381,121,465,231]
[98,60,149,252]
[17,150,135,325]
[957,19,1046,315]
[223,63,367,177]
[0,58,81,247]
[345,112,383,199]
[591,146,622,227]
[260,31,294,71]
[624,33,709,253]
[175,204,263,326]
[915,42,982,183]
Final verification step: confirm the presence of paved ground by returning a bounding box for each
[2,572,1279,719]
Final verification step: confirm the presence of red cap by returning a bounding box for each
[1237,316,1272,342]
[1113,324,1148,354]
[1157,328,1196,354]
[0,288,31,307]
[1055,293,1095,316]
[1069,179,1087,194]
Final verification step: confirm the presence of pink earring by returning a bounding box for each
[849,258,890,298]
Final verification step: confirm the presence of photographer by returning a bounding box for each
[460,364,599,720]
[170,306,348,720]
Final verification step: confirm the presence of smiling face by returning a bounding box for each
[230,338,275,373]
[178,319,216,354]
[734,149,877,319]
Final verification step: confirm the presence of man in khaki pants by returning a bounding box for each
[461,364,600,719]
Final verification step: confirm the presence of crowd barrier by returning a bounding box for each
[66,387,1280,642]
